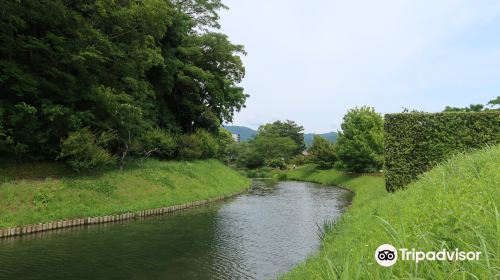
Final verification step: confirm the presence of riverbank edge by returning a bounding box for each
[277,166,387,278]
[0,186,249,239]
[284,178,379,211]
[280,166,387,205]
[282,147,500,279]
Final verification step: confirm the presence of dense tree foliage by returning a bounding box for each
[488,96,500,106]
[0,0,246,166]
[234,142,262,168]
[234,121,302,168]
[252,134,297,162]
[59,128,117,171]
[336,107,384,173]
[443,96,499,112]
[236,135,297,169]
[257,120,305,154]
[385,111,500,191]
[216,128,237,163]
[308,135,336,169]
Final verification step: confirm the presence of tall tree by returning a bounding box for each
[172,0,227,29]
[257,120,305,154]
[336,107,384,173]
[251,134,297,162]
[444,96,500,112]
[309,135,336,169]
[444,104,485,112]
[487,96,500,107]
[0,0,247,163]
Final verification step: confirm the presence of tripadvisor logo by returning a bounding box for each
[375,244,398,267]
[375,244,481,267]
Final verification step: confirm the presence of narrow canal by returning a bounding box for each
[0,180,352,280]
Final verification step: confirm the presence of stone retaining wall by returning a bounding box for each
[0,189,248,239]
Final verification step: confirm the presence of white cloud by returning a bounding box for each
[220,0,500,132]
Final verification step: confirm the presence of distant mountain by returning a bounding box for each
[224,125,337,146]
[223,126,257,141]
[304,132,338,147]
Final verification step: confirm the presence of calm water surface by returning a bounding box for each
[0,180,352,280]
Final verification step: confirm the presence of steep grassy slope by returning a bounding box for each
[0,160,250,228]
[284,146,499,279]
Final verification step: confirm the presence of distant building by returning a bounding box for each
[302,151,310,156]
[232,134,241,143]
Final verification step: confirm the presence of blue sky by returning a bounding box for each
[219,0,500,133]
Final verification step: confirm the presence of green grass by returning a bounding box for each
[284,165,386,206]
[283,146,500,279]
[0,159,250,228]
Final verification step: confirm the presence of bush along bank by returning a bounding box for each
[0,160,251,234]
[282,145,499,279]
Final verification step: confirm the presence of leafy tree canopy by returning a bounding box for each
[336,106,384,173]
[444,96,500,112]
[257,120,305,154]
[251,134,298,162]
[233,121,303,169]
[0,0,247,162]
[487,96,500,106]
[309,135,336,169]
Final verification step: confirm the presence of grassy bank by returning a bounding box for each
[284,166,386,206]
[0,160,250,228]
[283,146,499,279]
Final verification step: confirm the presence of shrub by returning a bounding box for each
[265,158,287,170]
[59,128,116,171]
[194,129,219,159]
[177,134,203,160]
[134,128,176,159]
[177,129,219,160]
[216,128,237,163]
[246,167,273,178]
[277,173,288,180]
[384,111,500,191]
[246,169,259,178]
[291,154,312,166]
[236,142,264,168]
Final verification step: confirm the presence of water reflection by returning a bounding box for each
[0,181,352,280]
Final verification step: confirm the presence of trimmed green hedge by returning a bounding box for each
[384,111,500,191]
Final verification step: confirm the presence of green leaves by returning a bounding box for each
[257,120,305,154]
[92,86,144,130]
[133,129,177,159]
[163,31,247,131]
[384,111,500,191]
[444,96,500,112]
[59,128,117,172]
[0,0,246,166]
[177,129,219,160]
[309,135,336,169]
[336,107,384,173]
[172,0,228,30]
